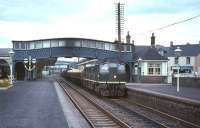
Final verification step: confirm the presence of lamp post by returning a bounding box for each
[174,46,182,92]
[24,56,36,80]
[138,57,142,82]
[9,49,14,85]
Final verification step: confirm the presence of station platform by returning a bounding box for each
[126,83,200,126]
[0,78,90,128]
[126,83,200,101]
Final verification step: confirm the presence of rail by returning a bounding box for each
[56,78,129,128]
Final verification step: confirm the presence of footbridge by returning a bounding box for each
[12,38,135,80]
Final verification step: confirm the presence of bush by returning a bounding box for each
[0,79,11,87]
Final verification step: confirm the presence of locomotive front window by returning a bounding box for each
[100,64,109,74]
[118,64,125,74]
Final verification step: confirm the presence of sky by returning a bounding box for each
[0,0,200,48]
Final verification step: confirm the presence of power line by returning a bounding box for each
[136,13,200,35]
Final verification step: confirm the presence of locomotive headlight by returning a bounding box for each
[114,75,117,79]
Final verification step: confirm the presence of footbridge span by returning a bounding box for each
[12,38,135,80]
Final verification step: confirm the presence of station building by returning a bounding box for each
[167,42,200,83]
[133,33,168,83]
[0,48,11,79]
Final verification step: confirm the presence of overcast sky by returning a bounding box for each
[0,0,200,48]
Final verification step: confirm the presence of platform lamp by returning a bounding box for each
[138,57,142,82]
[9,49,14,85]
[174,46,182,92]
[24,56,36,80]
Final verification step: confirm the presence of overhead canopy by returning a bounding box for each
[0,59,9,67]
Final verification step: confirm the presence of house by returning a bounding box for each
[167,42,200,83]
[133,33,168,83]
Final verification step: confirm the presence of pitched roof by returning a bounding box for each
[0,48,11,57]
[135,46,168,61]
[167,44,200,57]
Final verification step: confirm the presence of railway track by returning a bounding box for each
[120,98,200,128]
[56,78,175,128]
[56,78,129,128]
[108,98,177,128]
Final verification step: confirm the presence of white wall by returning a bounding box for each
[168,56,195,67]
[161,62,168,76]
[167,56,196,83]
[140,61,168,76]
[143,62,148,75]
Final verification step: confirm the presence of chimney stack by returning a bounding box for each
[126,31,131,43]
[132,40,136,55]
[170,41,173,47]
[132,40,134,45]
[151,33,155,48]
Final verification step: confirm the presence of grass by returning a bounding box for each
[0,79,11,88]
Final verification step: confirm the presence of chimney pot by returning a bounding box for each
[151,33,155,48]
[132,40,134,45]
[126,31,131,43]
[170,41,173,47]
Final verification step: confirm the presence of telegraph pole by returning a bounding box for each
[115,2,124,62]
[115,2,124,43]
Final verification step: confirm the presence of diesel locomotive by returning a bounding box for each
[61,59,127,97]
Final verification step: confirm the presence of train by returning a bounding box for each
[61,59,127,97]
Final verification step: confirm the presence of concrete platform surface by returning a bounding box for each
[0,79,89,128]
[126,83,200,101]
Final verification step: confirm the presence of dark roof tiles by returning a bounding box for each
[135,46,168,60]
[167,44,200,57]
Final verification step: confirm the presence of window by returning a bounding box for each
[59,40,65,47]
[29,42,35,49]
[90,41,96,48]
[148,63,161,75]
[148,68,154,74]
[14,42,26,49]
[155,68,160,75]
[51,40,59,47]
[43,40,50,48]
[99,64,109,74]
[21,43,26,49]
[186,57,190,64]
[110,44,117,51]
[14,42,20,49]
[118,64,125,74]
[74,41,81,47]
[105,43,110,50]
[96,42,104,49]
[35,41,43,49]
[109,63,117,67]
[65,40,73,47]
[82,40,89,47]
